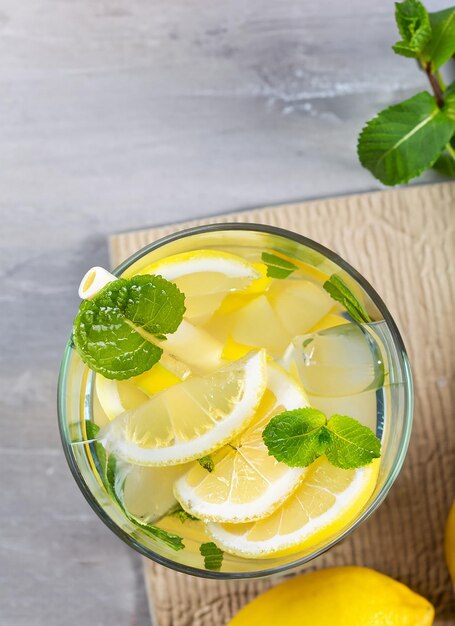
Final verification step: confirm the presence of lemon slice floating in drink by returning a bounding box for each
[136,250,263,324]
[95,354,191,421]
[207,458,379,558]
[101,350,267,466]
[174,362,309,523]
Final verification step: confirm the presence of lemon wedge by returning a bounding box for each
[95,354,189,421]
[174,362,309,522]
[207,457,379,558]
[102,350,267,466]
[95,375,149,422]
[137,250,261,324]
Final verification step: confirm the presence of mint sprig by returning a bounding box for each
[323,274,371,324]
[263,409,381,470]
[85,420,184,551]
[261,252,297,279]
[73,275,185,380]
[199,542,224,571]
[358,1,455,185]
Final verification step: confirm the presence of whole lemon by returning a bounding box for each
[228,566,434,626]
[445,500,455,585]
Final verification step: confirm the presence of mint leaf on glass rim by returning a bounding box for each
[392,0,432,58]
[200,542,224,571]
[261,252,297,279]
[325,415,381,470]
[323,274,371,324]
[263,408,329,468]
[357,91,455,186]
[73,275,185,380]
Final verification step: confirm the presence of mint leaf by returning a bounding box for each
[262,409,381,470]
[139,524,185,551]
[443,84,455,123]
[393,0,432,58]
[85,420,109,489]
[73,275,185,380]
[261,252,297,279]
[323,275,371,324]
[263,408,329,467]
[324,415,381,470]
[198,455,215,472]
[433,149,455,177]
[200,542,224,571]
[169,504,199,523]
[358,91,455,185]
[424,7,455,70]
[84,421,185,551]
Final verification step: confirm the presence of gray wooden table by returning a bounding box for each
[0,1,450,625]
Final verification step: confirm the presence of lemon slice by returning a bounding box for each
[95,375,149,421]
[137,250,261,324]
[95,354,189,421]
[174,362,309,523]
[207,458,379,558]
[102,350,267,466]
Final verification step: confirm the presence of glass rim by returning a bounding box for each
[58,222,413,579]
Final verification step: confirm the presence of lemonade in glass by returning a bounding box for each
[58,224,413,577]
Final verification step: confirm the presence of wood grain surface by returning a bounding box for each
[1,1,452,625]
[111,183,455,626]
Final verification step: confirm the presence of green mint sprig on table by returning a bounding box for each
[261,252,297,279]
[85,421,185,551]
[198,455,215,472]
[323,274,372,324]
[357,1,455,186]
[199,542,224,571]
[263,408,381,470]
[73,274,185,380]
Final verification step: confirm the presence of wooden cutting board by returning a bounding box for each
[110,182,455,626]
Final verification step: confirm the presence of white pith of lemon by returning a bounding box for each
[137,250,261,324]
[207,458,379,558]
[101,350,267,466]
[173,362,309,523]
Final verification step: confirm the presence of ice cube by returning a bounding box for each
[291,322,385,397]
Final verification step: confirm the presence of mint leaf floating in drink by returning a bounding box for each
[200,542,224,571]
[83,420,185,550]
[73,274,185,380]
[263,409,381,469]
[323,274,371,324]
[169,504,199,523]
[262,408,330,468]
[139,525,184,551]
[261,252,297,279]
[198,455,215,472]
[324,415,382,470]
